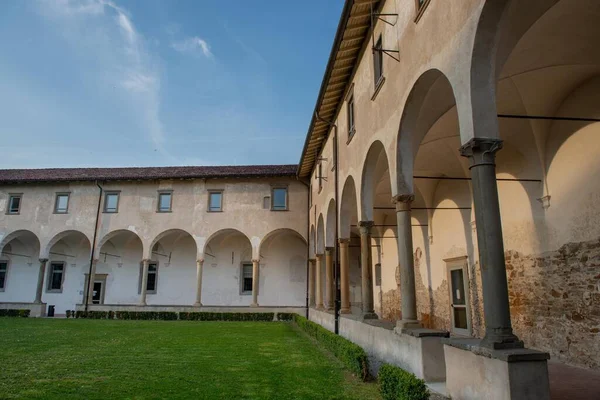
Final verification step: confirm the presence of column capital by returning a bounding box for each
[91,259,99,265]
[251,259,260,264]
[315,253,324,259]
[358,220,374,235]
[142,258,151,264]
[338,238,350,245]
[325,246,334,253]
[393,194,414,212]
[196,259,204,265]
[459,137,503,168]
[39,258,48,263]
[308,258,316,263]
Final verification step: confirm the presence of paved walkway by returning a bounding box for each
[549,361,600,400]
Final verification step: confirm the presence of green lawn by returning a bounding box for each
[0,318,380,399]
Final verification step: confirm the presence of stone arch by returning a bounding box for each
[325,198,336,248]
[258,228,307,257]
[361,140,393,221]
[203,228,253,261]
[340,175,359,239]
[0,230,40,257]
[316,214,325,255]
[149,229,198,260]
[43,230,91,259]
[96,229,144,265]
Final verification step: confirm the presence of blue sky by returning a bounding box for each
[0,0,343,169]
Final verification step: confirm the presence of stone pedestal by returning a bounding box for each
[443,339,550,400]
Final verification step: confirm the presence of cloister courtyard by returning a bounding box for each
[0,318,380,400]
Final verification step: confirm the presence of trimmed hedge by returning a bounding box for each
[378,364,429,400]
[179,312,274,322]
[72,311,275,322]
[293,314,369,381]
[0,309,30,318]
[276,312,295,321]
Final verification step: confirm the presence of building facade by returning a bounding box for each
[299,0,599,398]
[0,166,308,316]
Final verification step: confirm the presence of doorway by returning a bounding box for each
[445,257,471,336]
[85,273,107,305]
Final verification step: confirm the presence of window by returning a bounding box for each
[208,191,223,212]
[263,196,270,209]
[375,263,382,286]
[414,0,431,22]
[104,192,120,213]
[347,93,355,139]
[373,35,383,86]
[241,263,253,294]
[139,262,158,294]
[54,193,70,214]
[318,163,323,192]
[7,194,21,215]
[157,191,172,212]
[271,187,288,211]
[0,261,8,291]
[47,262,65,292]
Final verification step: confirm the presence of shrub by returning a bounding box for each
[66,310,72,318]
[293,314,369,381]
[0,309,31,318]
[276,312,294,321]
[378,363,429,400]
[108,311,115,320]
[158,312,178,321]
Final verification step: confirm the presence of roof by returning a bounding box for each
[0,165,298,184]
[297,0,382,178]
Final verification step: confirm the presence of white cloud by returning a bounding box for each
[171,36,213,59]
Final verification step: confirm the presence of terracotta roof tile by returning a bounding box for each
[0,165,298,184]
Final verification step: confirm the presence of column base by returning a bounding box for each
[193,302,202,307]
[396,319,421,330]
[139,302,146,306]
[316,305,325,310]
[443,338,550,400]
[362,312,378,320]
[326,306,334,311]
[340,307,351,314]
[250,303,259,308]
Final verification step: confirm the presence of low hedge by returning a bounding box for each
[71,311,275,322]
[0,309,30,317]
[179,312,274,322]
[276,312,295,321]
[293,314,369,381]
[378,363,429,400]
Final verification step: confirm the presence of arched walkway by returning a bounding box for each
[0,230,41,304]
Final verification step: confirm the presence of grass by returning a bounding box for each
[0,318,380,399]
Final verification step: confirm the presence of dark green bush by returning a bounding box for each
[66,310,72,318]
[0,309,29,317]
[293,314,369,381]
[276,312,294,321]
[158,312,178,320]
[378,363,429,400]
[108,311,115,320]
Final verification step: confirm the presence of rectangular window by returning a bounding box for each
[157,192,172,212]
[208,191,223,212]
[241,263,253,294]
[54,193,70,214]
[318,163,323,192]
[47,262,65,292]
[0,261,8,290]
[373,35,383,85]
[139,262,158,294]
[263,196,270,210]
[104,192,120,213]
[347,94,355,139]
[271,187,288,211]
[7,194,21,215]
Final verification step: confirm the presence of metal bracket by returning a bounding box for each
[370,3,400,62]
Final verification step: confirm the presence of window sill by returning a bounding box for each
[346,130,356,145]
[207,210,223,213]
[270,209,289,212]
[414,0,431,23]
[53,211,69,215]
[156,210,172,213]
[371,76,386,101]
[103,211,118,214]
[241,292,252,296]
[5,212,20,215]
[46,289,63,294]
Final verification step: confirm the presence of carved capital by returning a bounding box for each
[459,137,503,169]
[39,258,49,264]
[197,259,204,265]
[358,220,374,236]
[251,259,260,264]
[338,238,350,246]
[308,258,316,264]
[91,259,99,265]
[393,194,414,212]
[325,246,334,254]
[141,259,151,265]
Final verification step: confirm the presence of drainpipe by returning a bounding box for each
[85,181,103,312]
[298,178,311,319]
[315,112,340,335]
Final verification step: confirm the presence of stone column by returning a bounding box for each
[194,259,204,306]
[308,259,316,307]
[139,259,150,306]
[86,259,98,306]
[251,259,259,307]
[339,238,351,314]
[325,247,334,311]
[359,221,377,318]
[460,137,523,349]
[315,254,324,309]
[34,258,48,304]
[394,195,420,329]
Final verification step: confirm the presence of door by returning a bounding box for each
[92,281,103,305]
[447,259,471,336]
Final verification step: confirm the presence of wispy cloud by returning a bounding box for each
[171,36,213,59]
[36,0,167,151]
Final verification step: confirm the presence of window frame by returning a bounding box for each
[0,260,9,291]
[103,191,121,213]
[207,190,224,213]
[53,193,70,214]
[157,190,173,213]
[317,163,323,193]
[270,186,289,211]
[373,35,384,86]
[138,261,159,294]
[240,262,253,295]
[347,92,356,142]
[414,0,432,23]
[46,261,66,293]
[445,256,471,336]
[6,194,22,215]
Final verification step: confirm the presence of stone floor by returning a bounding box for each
[549,361,600,400]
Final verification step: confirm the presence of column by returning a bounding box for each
[325,247,334,311]
[251,259,259,307]
[394,195,420,329]
[34,258,48,304]
[359,221,376,318]
[460,137,523,349]
[86,259,98,306]
[339,238,351,314]
[194,259,204,306]
[315,254,324,309]
[308,259,316,307]
[139,259,150,306]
